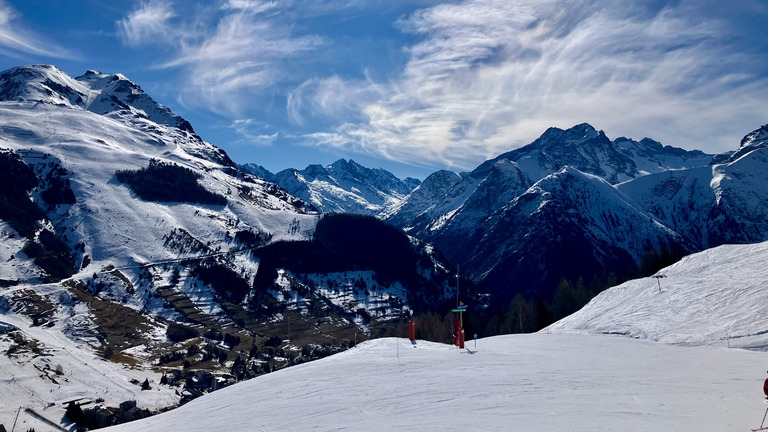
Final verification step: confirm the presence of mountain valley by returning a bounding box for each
[2,64,768,430]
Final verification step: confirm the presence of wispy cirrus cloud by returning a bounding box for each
[166,14,323,116]
[0,0,73,59]
[116,0,768,172]
[295,0,768,170]
[116,0,176,46]
[222,0,278,13]
[230,118,279,146]
[118,0,322,116]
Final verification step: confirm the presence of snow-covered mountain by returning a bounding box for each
[0,65,231,166]
[381,122,768,309]
[0,65,460,429]
[617,126,768,249]
[242,159,420,215]
[387,123,714,238]
[459,167,690,302]
[81,241,768,432]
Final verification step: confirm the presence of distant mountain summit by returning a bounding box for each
[242,159,420,215]
[479,123,713,184]
[482,123,637,184]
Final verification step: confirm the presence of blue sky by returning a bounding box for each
[1,0,767,179]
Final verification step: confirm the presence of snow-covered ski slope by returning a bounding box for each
[106,335,766,432]
[545,241,768,349]
[102,241,768,432]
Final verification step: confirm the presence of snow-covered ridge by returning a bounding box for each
[384,121,768,303]
[0,65,193,133]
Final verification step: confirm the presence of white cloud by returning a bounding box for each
[117,2,323,116]
[231,118,279,146]
[114,0,768,169]
[116,0,176,46]
[223,0,278,13]
[0,1,73,59]
[287,73,387,126]
[308,0,768,170]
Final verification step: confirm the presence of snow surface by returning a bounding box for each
[102,335,768,432]
[0,66,320,430]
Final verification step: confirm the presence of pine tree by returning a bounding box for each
[65,401,84,425]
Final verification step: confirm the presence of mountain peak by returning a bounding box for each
[0,64,87,106]
[537,123,600,147]
[329,158,357,171]
[486,122,634,184]
[75,70,196,134]
[739,123,768,149]
[268,159,419,215]
[722,123,768,163]
[0,65,196,135]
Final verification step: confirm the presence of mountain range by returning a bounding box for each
[3,62,768,431]
[258,120,768,317]
[240,158,420,215]
[3,63,768,429]
[4,64,768,329]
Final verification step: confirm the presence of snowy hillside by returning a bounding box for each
[546,241,768,349]
[618,131,768,249]
[458,167,689,301]
[8,240,768,431]
[0,65,462,431]
[0,296,179,432]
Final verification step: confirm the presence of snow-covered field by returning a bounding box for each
[103,335,767,432]
[546,241,768,349]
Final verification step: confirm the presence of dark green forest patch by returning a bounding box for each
[116,159,227,206]
[0,149,45,238]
